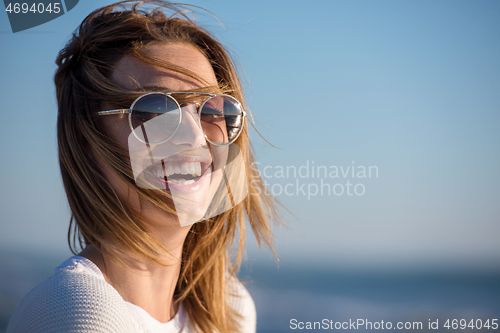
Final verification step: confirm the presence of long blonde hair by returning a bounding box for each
[55,1,279,332]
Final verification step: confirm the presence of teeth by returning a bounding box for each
[181,164,190,175]
[169,179,195,185]
[167,165,174,177]
[155,162,203,178]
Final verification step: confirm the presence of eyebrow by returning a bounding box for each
[138,85,222,94]
[139,85,173,92]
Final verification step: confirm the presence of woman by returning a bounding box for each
[7,1,278,332]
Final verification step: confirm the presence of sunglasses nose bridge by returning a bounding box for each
[168,102,206,146]
[179,102,202,123]
[179,102,201,112]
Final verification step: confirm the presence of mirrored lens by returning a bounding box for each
[200,95,244,144]
[130,93,181,144]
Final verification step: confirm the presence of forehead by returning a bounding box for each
[112,43,217,91]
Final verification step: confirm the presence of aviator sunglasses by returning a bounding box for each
[97,92,246,146]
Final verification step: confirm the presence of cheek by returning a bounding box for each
[96,150,142,211]
[97,115,142,209]
[100,114,131,147]
[209,144,229,172]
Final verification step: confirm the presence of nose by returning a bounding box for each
[169,103,206,147]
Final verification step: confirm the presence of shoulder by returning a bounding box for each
[226,276,257,333]
[7,260,141,333]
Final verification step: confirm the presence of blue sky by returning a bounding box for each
[1,0,499,271]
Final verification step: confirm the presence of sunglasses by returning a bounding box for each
[97,92,246,145]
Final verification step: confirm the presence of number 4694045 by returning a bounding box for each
[443,319,498,330]
[5,3,61,14]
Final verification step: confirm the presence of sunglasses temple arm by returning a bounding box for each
[96,109,132,115]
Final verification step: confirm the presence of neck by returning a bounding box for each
[79,224,191,323]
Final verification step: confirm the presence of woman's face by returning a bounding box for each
[100,43,229,230]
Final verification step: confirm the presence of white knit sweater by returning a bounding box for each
[6,256,256,333]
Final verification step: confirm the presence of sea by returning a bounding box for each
[0,250,498,332]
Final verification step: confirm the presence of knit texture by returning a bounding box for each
[6,257,256,333]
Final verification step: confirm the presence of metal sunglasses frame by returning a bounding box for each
[97,92,246,146]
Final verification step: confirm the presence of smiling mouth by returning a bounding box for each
[152,161,210,185]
